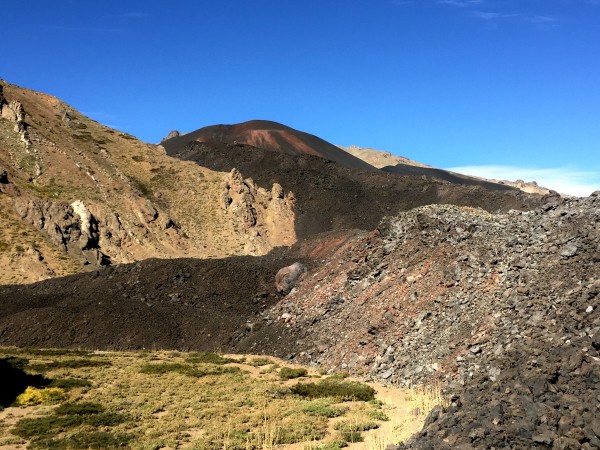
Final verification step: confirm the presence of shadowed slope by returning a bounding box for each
[168,140,548,239]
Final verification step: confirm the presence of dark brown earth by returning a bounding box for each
[167,140,548,239]
[0,253,302,352]
[160,119,378,172]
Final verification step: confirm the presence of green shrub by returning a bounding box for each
[333,420,378,433]
[367,409,389,421]
[339,430,363,443]
[290,381,376,402]
[56,402,104,416]
[279,367,308,380]
[48,378,92,390]
[303,400,347,418]
[249,357,274,367]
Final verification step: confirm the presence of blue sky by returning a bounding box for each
[2,0,599,195]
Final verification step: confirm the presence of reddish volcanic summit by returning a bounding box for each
[161,120,377,172]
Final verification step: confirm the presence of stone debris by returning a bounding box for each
[255,193,600,449]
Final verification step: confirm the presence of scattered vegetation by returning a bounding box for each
[139,362,241,378]
[0,347,441,449]
[27,358,111,372]
[36,431,132,449]
[279,366,308,379]
[291,380,377,401]
[11,401,128,448]
[333,419,379,433]
[249,356,275,367]
[47,378,92,390]
[303,399,348,418]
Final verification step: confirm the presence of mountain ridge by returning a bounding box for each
[160,119,379,172]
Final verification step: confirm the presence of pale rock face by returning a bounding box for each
[71,200,91,239]
[220,168,296,255]
[1,95,31,149]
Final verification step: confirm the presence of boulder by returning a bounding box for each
[275,262,307,294]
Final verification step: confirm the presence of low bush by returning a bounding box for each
[290,381,376,401]
[279,367,308,380]
[367,409,389,421]
[249,357,274,367]
[303,400,347,418]
[333,420,378,433]
[15,387,65,406]
[48,378,92,390]
[339,430,363,443]
[56,402,104,416]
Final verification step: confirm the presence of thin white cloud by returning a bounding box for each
[529,15,558,24]
[445,165,600,197]
[438,0,483,6]
[469,11,518,20]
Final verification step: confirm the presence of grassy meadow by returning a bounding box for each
[0,348,446,449]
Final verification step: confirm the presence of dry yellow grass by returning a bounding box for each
[0,349,445,449]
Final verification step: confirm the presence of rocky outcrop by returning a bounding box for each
[13,197,107,264]
[221,168,296,254]
[1,96,31,149]
[241,193,599,449]
[275,262,307,294]
[161,130,180,142]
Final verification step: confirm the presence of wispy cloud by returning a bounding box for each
[445,165,600,197]
[438,0,483,7]
[530,15,558,23]
[469,10,517,20]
